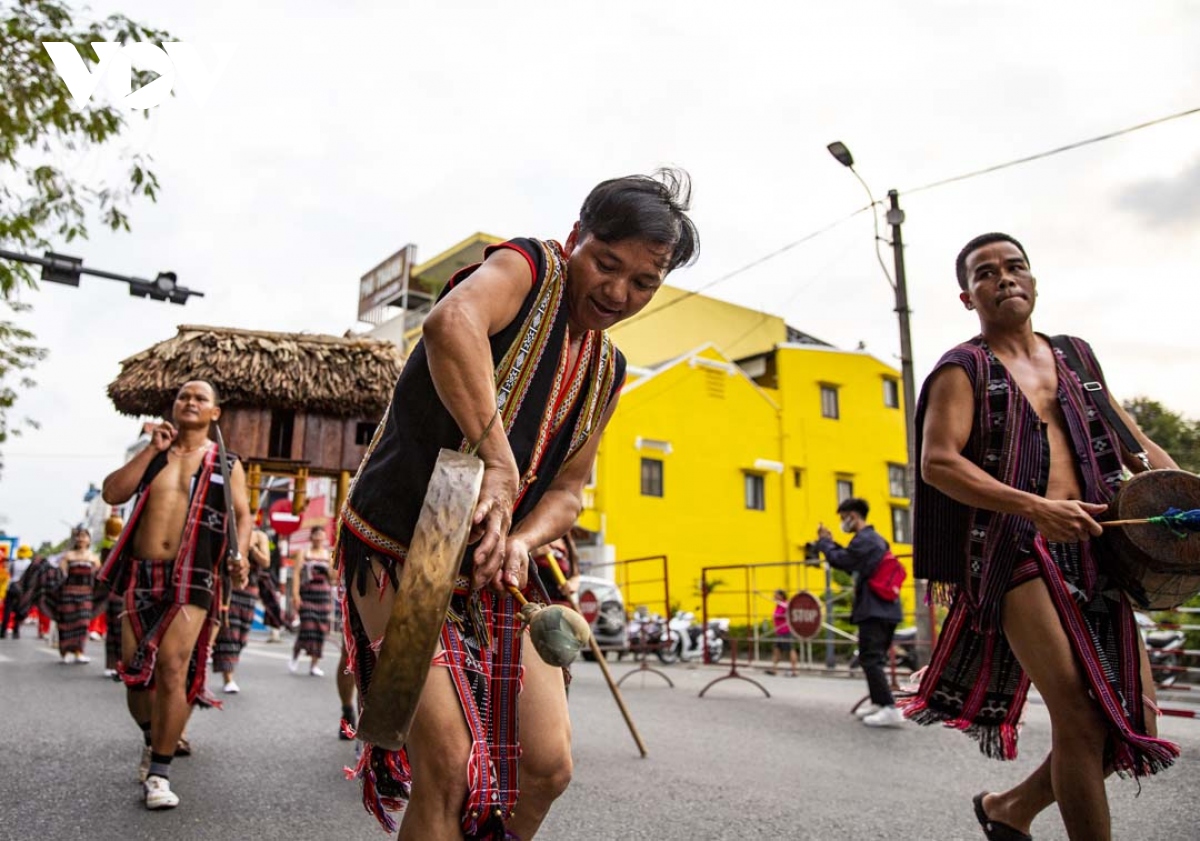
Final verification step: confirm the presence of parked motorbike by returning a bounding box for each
[1137,612,1186,688]
[625,607,668,661]
[656,611,728,664]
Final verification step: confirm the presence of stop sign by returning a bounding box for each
[268,498,302,536]
[577,590,600,625]
[785,591,823,639]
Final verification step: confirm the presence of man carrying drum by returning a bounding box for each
[903,233,1180,841]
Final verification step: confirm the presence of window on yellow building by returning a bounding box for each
[820,385,840,419]
[792,468,804,489]
[836,478,854,503]
[640,458,663,497]
[744,473,765,510]
[883,378,900,409]
[892,506,911,544]
[888,464,907,497]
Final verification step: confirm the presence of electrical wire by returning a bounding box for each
[617,204,873,330]
[901,104,1200,196]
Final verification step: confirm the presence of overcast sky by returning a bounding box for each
[2,0,1198,546]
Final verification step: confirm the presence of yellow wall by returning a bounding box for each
[583,340,914,630]
[609,287,787,367]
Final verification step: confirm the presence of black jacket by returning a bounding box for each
[817,525,903,624]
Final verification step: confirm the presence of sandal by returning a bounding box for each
[973,793,1032,841]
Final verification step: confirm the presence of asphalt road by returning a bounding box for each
[1,633,1197,840]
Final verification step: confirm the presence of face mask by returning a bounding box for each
[839,516,855,533]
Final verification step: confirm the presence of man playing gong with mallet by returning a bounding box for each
[337,170,698,839]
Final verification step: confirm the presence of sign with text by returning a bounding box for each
[359,244,417,323]
[785,591,822,639]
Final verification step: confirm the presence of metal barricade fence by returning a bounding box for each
[581,554,675,687]
[1142,605,1200,719]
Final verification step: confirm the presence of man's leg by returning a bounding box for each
[984,577,1111,841]
[858,619,896,707]
[988,628,1162,833]
[336,644,356,738]
[148,605,207,773]
[121,613,153,728]
[350,570,472,841]
[508,633,573,839]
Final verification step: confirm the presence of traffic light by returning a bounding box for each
[40,252,82,286]
[129,272,189,304]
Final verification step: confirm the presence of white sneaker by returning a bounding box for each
[862,705,906,728]
[138,746,152,782]
[855,703,883,718]
[89,630,102,641]
[103,668,118,678]
[143,775,179,810]
[75,654,91,664]
[223,680,240,694]
[267,628,282,643]
[287,655,300,674]
[310,665,325,677]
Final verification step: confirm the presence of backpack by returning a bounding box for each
[867,550,906,602]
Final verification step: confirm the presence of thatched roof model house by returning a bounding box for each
[108,325,404,508]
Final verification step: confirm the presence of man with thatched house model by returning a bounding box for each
[337,170,698,839]
[100,380,251,810]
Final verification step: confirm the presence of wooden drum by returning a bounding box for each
[1099,469,1200,610]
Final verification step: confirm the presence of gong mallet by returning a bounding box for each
[505,585,592,667]
[542,552,649,758]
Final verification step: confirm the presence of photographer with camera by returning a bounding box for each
[815,498,904,728]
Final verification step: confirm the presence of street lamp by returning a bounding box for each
[827,141,930,662]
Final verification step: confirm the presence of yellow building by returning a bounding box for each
[584,292,912,628]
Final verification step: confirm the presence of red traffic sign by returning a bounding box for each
[268,498,302,537]
[577,589,600,625]
[786,591,823,639]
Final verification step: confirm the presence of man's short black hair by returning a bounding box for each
[578,168,699,273]
[955,232,1030,290]
[836,497,869,518]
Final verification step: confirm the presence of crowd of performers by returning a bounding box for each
[3,170,1190,841]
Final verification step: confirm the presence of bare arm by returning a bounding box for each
[920,366,1107,542]
[485,393,621,591]
[421,247,533,583]
[248,532,271,569]
[103,421,176,504]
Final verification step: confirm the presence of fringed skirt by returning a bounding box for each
[120,558,220,709]
[212,585,258,673]
[295,579,332,659]
[903,537,1179,776]
[339,532,525,840]
[57,565,95,655]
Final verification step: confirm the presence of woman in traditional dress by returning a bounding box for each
[56,527,100,663]
[289,525,334,677]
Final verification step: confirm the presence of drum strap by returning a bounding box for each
[1050,335,1150,471]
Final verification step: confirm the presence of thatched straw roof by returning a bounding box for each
[108,325,404,418]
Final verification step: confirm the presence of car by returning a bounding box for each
[576,574,629,659]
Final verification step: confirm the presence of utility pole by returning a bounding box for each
[884,189,932,665]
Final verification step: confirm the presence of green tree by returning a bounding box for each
[0,0,173,468]
[1123,397,1200,473]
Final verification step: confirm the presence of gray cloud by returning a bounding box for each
[1117,156,1200,228]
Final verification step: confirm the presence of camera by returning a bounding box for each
[803,541,822,564]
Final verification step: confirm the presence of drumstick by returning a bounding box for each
[1103,507,1200,531]
[541,551,649,758]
